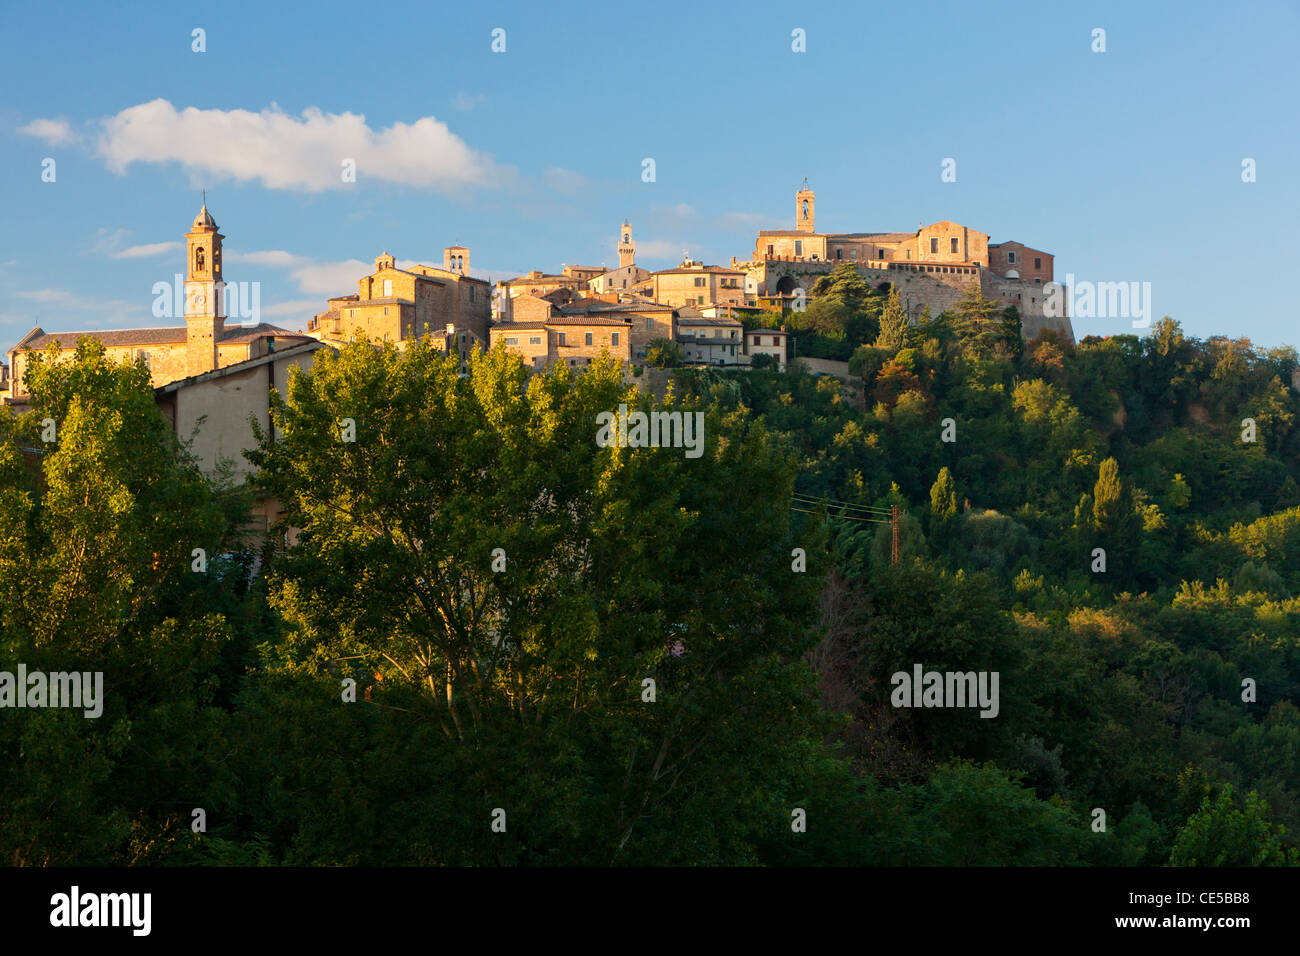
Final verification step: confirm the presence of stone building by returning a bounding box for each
[640,258,749,309]
[498,264,605,304]
[744,183,1072,341]
[744,328,790,369]
[490,313,633,372]
[589,222,651,294]
[308,247,491,350]
[4,205,313,409]
[675,307,744,366]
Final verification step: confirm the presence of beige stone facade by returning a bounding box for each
[676,311,744,366]
[744,328,790,369]
[747,183,1072,340]
[309,249,490,349]
[646,260,748,309]
[4,205,312,409]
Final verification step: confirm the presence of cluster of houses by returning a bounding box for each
[2,185,1078,537]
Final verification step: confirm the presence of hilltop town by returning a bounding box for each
[0,184,1074,508]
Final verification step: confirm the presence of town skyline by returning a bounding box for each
[2,0,1298,350]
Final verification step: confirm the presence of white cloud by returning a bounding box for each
[287,259,372,296]
[87,99,507,193]
[636,239,693,260]
[542,167,589,194]
[260,298,323,318]
[717,211,765,229]
[18,117,77,146]
[113,241,183,259]
[453,92,487,112]
[15,288,148,322]
[225,249,312,268]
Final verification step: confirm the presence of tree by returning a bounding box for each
[644,337,684,368]
[874,287,909,354]
[1087,457,1141,582]
[928,466,959,539]
[243,338,831,863]
[0,339,236,865]
[1170,785,1297,866]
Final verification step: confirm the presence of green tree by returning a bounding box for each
[874,287,909,354]
[243,338,831,864]
[644,337,684,368]
[1170,785,1297,866]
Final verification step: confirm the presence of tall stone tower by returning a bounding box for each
[795,180,815,234]
[618,221,636,269]
[184,204,226,376]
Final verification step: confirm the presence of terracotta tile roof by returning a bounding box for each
[20,327,188,350]
[491,322,550,332]
[826,232,917,241]
[543,316,632,327]
[17,323,310,351]
[217,324,314,345]
[653,265,744,276]
[559,300,672,315]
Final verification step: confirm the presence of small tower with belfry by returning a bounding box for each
[618,221,636,269]
[795,179,815,234]
[184,201,226,376]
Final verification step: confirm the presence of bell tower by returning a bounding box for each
[618,221,636,269]
[184,203,226,375]
[795,179,815,234]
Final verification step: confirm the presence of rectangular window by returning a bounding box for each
[930,238,939,254]
[647,317,655,330]
[383,306,389,315]
[529,336,541,345]
[698,296,704,305]
[950,238,959,254]
[612,332,620,346]
[584,332,593,346]
[1034,257,1042,269]
[470,286,475,301]
[794,240,803,256]
[766,244,774,257]
[850,249,858,260]
[1008,251,1017,263]
[383,279,392,297]
[878,250,885,259]
[558,332,566,346]
[504,337,518,346]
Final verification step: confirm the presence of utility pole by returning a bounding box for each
[891,504,900,564]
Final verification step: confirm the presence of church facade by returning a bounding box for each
[4,205,313,409]
[743,183,1073,341]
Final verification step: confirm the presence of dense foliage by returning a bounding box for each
[3,306,1299,865]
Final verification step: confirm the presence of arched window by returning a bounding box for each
[195,247,205,272]
[802,200,809,219]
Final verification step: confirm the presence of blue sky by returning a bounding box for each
[1,0,1297,351]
